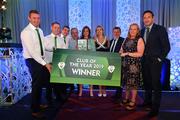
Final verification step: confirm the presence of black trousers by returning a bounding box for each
[142,56,162,111]
[53,83,67,101]
[25,59,51,112]
[115,87,122,97]
[114,70,123,99]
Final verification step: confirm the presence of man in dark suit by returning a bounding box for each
[141,10,170,118]
[110,27,124,103]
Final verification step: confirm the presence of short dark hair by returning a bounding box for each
[63,26,70,30]
[29,10,40,17]
[143,10,154,17]
[113,26,121,33]
[51,21,60,26]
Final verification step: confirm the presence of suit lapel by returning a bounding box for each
[141,28,145,38]
[146,24,156,43]
[144,24,156,45]
[148,24,155,36]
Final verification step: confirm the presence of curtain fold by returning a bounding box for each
[141,0,180,28]
[3,0,69,43]
[1,0,180,43]
[91,0,116,39]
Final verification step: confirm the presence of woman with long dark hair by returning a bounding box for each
[78,26,96,97]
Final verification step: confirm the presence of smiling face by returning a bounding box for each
[62,27,70,37]
[51,24,60,36]
[143,12,154,27]
[113,29,121,39]
[71,28,79,40]
[96,26,104,37]
[128,24,140,39]
[83,28,90,39]
[28,13,40,27]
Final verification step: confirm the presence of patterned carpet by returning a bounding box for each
[55,91,180,120]
[0,90,179,120]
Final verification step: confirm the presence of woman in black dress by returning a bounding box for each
[120,23,144,110]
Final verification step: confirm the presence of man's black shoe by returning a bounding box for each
[32,112,46,119]
[40,104,48,110]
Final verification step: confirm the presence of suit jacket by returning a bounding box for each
[110,37,124,53]
[141,24,170,60]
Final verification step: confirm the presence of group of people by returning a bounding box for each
[21,9,170,119]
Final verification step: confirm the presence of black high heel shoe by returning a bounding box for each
[126,101,136,110]
[120,99,129,106]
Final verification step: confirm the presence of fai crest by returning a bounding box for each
[108,65,115,73]
[58,62,65,69]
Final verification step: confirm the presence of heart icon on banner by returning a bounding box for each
[108,65,115,73]
[58,62,65,69]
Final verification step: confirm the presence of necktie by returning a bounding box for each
[54,36,57,48]
[145,27,150,43]
[64,36,66,44]
[110,39,116,52]
[35,28,44,56]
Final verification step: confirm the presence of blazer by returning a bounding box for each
[141,24,170,60]
[109,37,124,53]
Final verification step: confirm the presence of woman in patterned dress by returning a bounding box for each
[94,25,110,97]
[120,23,145,110]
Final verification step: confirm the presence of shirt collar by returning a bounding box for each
[51,33,56,38]
[29,23,39,30]
[145,23,153,31]
[60,34,64,38]
[113,37,119,41]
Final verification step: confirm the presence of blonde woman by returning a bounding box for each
[94,25,110,97]
[120,23,144,110]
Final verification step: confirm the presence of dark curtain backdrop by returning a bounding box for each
[141,0,180,28]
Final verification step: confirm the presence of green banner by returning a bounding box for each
[50,49,121,86]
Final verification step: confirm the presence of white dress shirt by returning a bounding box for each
[44,33,66,63]
[68,37,78,50]
[21,23,46,66]
[143,23,153,43]
[60,34,70,49]
[110,37,119,52]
